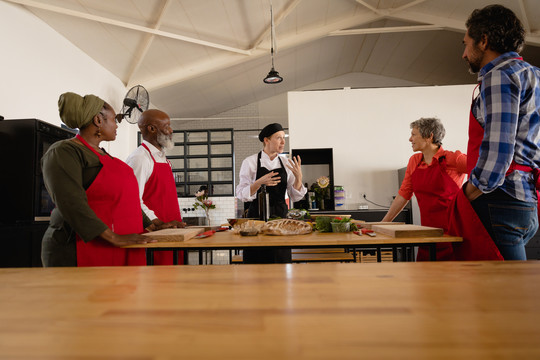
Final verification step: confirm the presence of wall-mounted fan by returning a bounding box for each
[116,85,149,124]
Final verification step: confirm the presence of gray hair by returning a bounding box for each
[410,117,445,146]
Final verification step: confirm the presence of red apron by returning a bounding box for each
[411,157,458,261]
[448,88,503,260]
[466,84,484,175]
[75,134,147,266]
[141,143,183,265]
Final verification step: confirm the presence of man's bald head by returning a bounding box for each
[139,109,169,131]
[138,109,173,151]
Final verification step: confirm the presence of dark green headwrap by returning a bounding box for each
[58,92,105,129]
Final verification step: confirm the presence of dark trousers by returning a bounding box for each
[471,188,538,260]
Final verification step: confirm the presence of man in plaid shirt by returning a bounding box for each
[462,4,540,260]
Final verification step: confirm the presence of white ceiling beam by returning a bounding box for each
[385,9,465,31]
[124,0,172,85]
[250,0,303,50]
[138,12,383,91]
[355,0,384,15]
[391,9,540,46]
[390,0,430,13]
[5,0,252,55]
[329,24,443,36]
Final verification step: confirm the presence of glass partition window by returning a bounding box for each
[187,158,208,169]
[153,129,234,197]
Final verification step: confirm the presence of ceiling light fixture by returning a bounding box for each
[263,1,283,84]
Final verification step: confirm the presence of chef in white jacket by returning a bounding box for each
[236,123,307,263]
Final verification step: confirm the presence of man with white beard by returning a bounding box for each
[126,109,185,265]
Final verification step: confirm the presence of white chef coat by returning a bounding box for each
[125,140,174,220]
[236,151,307,203]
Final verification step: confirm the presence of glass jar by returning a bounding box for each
[334,185,345,209]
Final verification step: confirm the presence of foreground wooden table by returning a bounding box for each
[126,230,463,264]
[1,261,539,359]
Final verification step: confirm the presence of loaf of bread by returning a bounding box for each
[232,220,266,234]
[262,219,312,236]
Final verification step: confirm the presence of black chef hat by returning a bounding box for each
[258,123,284,142]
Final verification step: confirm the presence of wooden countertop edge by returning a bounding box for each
[123,231,462,248]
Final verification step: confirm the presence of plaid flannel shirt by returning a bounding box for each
[470,52,540,202]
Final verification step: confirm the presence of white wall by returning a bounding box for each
[288,84,476,221]
[0,1,138,161]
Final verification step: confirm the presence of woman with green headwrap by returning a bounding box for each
[41,92,155,267]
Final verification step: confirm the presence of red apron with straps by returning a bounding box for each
[411,156,458,261]
[448,87,504,260]
[75,134,147,266]
[141,143,183,265]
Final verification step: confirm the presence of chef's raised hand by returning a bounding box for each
[287,155,303,190]
[99,228,157,246]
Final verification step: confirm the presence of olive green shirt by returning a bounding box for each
[41,139,151,266]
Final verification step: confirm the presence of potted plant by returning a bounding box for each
[193,189,216,225]
[311,176,330,210]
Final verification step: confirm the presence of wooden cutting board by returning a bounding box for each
[142,228,203,242]
[186,225,222,231]
[362,222,404,230]
[371,224,444,238]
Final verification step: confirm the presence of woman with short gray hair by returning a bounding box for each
[382,117,468,261]
[409,117,445,146]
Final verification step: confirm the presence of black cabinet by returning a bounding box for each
[0,224,49,267]
[0,119,74,267]
[291,148,334,210]
[0,119,74,224]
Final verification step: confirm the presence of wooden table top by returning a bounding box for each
[125,229,462,249]
[1,261,538,359]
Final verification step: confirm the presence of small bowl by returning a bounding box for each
[331,222,351,233]
[239,230,259,236]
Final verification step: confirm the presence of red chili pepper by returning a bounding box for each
[361,228,374,234]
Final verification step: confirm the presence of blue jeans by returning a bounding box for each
[471,188,538,260]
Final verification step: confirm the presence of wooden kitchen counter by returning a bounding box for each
[130,229,462,248]
[126,229,462,263]
[1,261,539,359]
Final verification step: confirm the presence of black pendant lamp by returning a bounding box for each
[263,1,283,84]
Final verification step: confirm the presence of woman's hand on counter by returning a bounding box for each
[99,229,156,247]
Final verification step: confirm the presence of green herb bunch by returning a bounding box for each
[315,216,332,232]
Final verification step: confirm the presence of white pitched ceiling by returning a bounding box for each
[6,0,540,118]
